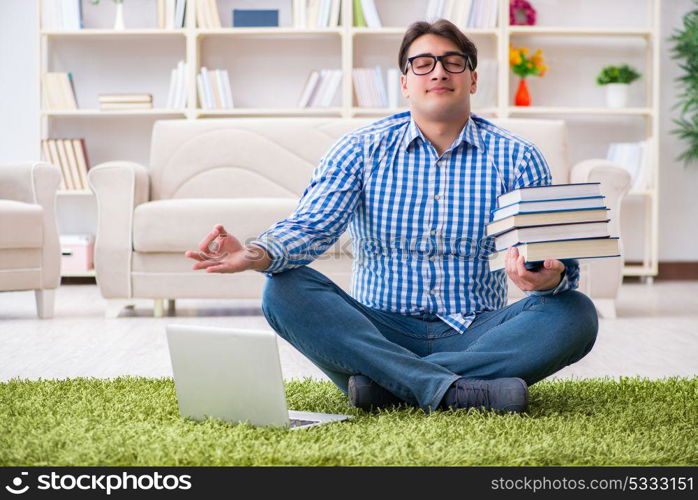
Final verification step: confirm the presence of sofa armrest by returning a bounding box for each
[87,161,150,298]
[0,162,62,288]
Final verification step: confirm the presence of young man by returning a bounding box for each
[185,20,598,413]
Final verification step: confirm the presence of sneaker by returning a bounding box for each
[440,377,528,413]
[348,374,405,411]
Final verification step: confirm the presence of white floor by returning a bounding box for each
[0,281,696,383]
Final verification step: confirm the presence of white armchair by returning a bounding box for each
[0,162,62,318]
[88,117,631,318]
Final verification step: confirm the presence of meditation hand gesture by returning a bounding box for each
[185,224,270,273]
[505,247,565,292]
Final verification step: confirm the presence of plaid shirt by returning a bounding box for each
[252,112,579,333]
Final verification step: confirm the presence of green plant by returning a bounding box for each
[669,2,698,165]
[595,64,641,85]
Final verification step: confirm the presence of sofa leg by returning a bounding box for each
[166,299,176,315]
[153,299,164,318]
[35,289,55,319]
[105,299,137,319]
[593,298,617,319]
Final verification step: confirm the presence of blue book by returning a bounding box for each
[232,9,279,27]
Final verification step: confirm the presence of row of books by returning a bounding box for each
[426,0,499,29]
[98,94,153,110]
[41,0,82,31]
[42,72,78,110]
[166,61,189,109]
[41,139,90,192]
[158,0,187,29]
[196,0,222,29]
[352,67,401,109]
[198,68,234,109]
[352,0,382,28]
[293,0,342,28]
[487,182,620,272]
[298,69,343,108]
[607,140,650,192]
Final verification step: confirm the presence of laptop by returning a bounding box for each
[165,324,352,430]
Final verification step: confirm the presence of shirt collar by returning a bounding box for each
[402,113,483,153]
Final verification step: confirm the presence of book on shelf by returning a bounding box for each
[607,140,650,192]
[360,0,382,28]
[99,102,154,110]
[233,9,280,27]
[293,0,340,29]
[196,0,222,29]
[42,72,78,110]
[488,237,620,272]
[298,69,342,108]
[166,60,188,109]
[98,94,153,104]
[426,0,498,29]
[41,0,83,31]
[353,66,400,108]
[42,138,90,191]
[352,0,367,27]
[197,68,234,109]
[491,196,607,222]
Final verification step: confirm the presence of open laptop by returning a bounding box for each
[165,324,352,430]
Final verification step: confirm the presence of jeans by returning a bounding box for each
[261,265,599,411]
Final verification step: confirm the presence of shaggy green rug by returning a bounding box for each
[1,376,695,466]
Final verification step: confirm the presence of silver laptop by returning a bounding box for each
[165,324,352,430]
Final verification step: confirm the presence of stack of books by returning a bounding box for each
[197,68,234,109]
[426,0,499,29]
[352,66,401,108]
[293,0,342,28]
[298,69,342,108]
[195,0,222,28]
[487,182,620,272]
[41,138,90,191]
[42,72,78,110]
[98,94,153,110]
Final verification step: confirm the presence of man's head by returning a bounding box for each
[398,20,478,121]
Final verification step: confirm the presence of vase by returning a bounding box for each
[605,83,628,108]
[114,2,125,30]
[514,78,531,106]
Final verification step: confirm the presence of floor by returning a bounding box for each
[0,281,696,383]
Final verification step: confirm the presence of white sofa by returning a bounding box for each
[88,117,630,318]
[0,162,62,318]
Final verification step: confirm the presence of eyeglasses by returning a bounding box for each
[404,53,472,76]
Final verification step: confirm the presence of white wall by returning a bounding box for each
[1,0,696,261]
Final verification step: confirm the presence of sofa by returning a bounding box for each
[88,117,630,318]
[0,162,62,318]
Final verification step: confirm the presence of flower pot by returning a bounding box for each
[605,83,628,108]
[514,78,531,106]
[114,2,125,30]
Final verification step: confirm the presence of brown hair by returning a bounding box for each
[398,19,478,74]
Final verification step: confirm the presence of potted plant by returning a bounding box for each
[669,5,697,166]
[509,45,547,106]
[596,64,641,108]
[91,0,125,31]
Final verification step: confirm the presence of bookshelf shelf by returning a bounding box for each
[38,0,661,278]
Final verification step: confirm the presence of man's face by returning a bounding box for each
[401,34,477,121]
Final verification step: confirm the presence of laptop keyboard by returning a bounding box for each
[289,418,320,428]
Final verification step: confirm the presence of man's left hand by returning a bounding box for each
[505,247,564,292]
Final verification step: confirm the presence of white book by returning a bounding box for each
[467,0,479,27]
[174,0,186,28]
[295,0,307,28]
[494,221,612,252]
[374,66,388,108]
[368,68,381,107]
[173,60,186,108]
[222,70,234,108]
[497,183,603,207]
[306,0,320,28]
[329,0,341,27]
[460,0,473,27]
[321,69,342,107]
[488,0,499,28]
[63,0,81,30]
[386,68,400,109]
[298,70,321,107]
[166,68,177,108]
[197,74,208,109]
[214,70,228,108]
[200,66,214,109]
[309,69,330,107]
[352,69,369,107]
[360,0,382,28]
[492,196,607,222]
[165,0,176,29]
[318,0,331,27]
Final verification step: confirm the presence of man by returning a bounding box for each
[185,20,598,414]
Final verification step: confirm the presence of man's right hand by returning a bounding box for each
[184,224,271,273]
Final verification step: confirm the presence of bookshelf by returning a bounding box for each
[38,0,661,279]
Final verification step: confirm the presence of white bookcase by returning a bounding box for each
[38,0,660,279]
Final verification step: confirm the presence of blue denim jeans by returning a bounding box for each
[261,265,598,411]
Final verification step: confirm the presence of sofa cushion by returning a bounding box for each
[0,200,43,249]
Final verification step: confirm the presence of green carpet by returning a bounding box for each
[1,376,696,466]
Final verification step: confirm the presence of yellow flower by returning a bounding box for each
[520,47,530,55]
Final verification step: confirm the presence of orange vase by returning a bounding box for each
[515,78,531,106]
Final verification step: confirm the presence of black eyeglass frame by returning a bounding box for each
[403,52,473,75]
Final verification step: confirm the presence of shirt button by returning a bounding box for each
[434,194,441,200]
[429,289,437,295]
[436,160,442,167]
[430,230,436,236]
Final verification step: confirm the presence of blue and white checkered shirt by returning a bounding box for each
[252,111,579,333]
